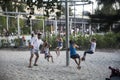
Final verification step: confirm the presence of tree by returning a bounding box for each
[89,0,120,32]
[0,16,6,34]
[0,0,26,34]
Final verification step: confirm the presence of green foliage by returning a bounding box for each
[14,38,21,47]
[69,35,90,49]
[0,33,120,49]
[91,0,120,33]
[1,39,10,47]
[46,34,57,49]
[104,32,117,48]
[0,16,6,33]
[94,32,120,49]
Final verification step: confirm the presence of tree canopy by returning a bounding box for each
[89,0,120,32]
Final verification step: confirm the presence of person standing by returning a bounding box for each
[28,33,43,68]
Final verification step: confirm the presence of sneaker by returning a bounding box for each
[81,57,85,61]
[34,64,38,66]
[77,66,81,70]
[28,66,32,68]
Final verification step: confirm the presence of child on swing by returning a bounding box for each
[43,41,54,63]
[69,40,81,69]
[81,38,96,61]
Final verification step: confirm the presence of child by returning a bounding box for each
[44,41,54,63]
[69,40,81,69]
[55,37,63,56]
[81,38,96,61]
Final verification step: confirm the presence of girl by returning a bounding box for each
[55,37,63,56]
[44,41,54,63]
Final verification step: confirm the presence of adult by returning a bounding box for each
[28,33,43,68]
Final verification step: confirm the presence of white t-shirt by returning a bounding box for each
[31,37,43,51]
[44,47,49,55]
[90,42,96,52]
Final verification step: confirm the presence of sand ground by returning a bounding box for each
[0,50,120,80]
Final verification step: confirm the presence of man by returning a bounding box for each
[28,33,43,68]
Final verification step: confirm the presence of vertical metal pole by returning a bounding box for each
[89,24,92,35]
[54,18,57,35]
[82,5,84,35]
[74,2,75,36]
[6,7,9,31]
[70,19,72,34]
[43,7,45,38]
[30,19,32,33]
[43,19,44,37]
[92,2,93,14]
[17,14,20,37]
[65,0,69,66]
[6,16,8,31]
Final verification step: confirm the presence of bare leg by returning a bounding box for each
[55,48,58,55]
[28,54,34,68]
[74,58,81,69]
[77,57,81,69]
[57,48,60,56]
[78,57,81,66]
[56,48,60,56]
[34,53,39,66]
[82,52,87,61]
[47,57,49,62]
[50,56,54,63]
[74,59,79,66]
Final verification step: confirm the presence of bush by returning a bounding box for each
[0,32,120,49]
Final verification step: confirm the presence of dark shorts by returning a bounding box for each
[70,54,80,59]
[85,50,94,54]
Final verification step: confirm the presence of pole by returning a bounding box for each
[65,0,70,66]
[5,7,9,31]
[74,2,76,36]
[30,19,32,34]
[6,16,9,30]
[43,7,45,38]
[70,19,72,34]
[17,14,20,37]
[82,5,84,35]
[92,2,93,14]
[43,19,45,37]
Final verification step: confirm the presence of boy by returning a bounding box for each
[69,40,81,69]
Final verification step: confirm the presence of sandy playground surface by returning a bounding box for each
[0,50,120,80]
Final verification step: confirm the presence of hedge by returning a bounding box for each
[0,32,120,49]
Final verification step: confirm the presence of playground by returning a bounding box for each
[0,50,120,80]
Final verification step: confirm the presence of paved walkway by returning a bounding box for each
[0,50,120,80]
